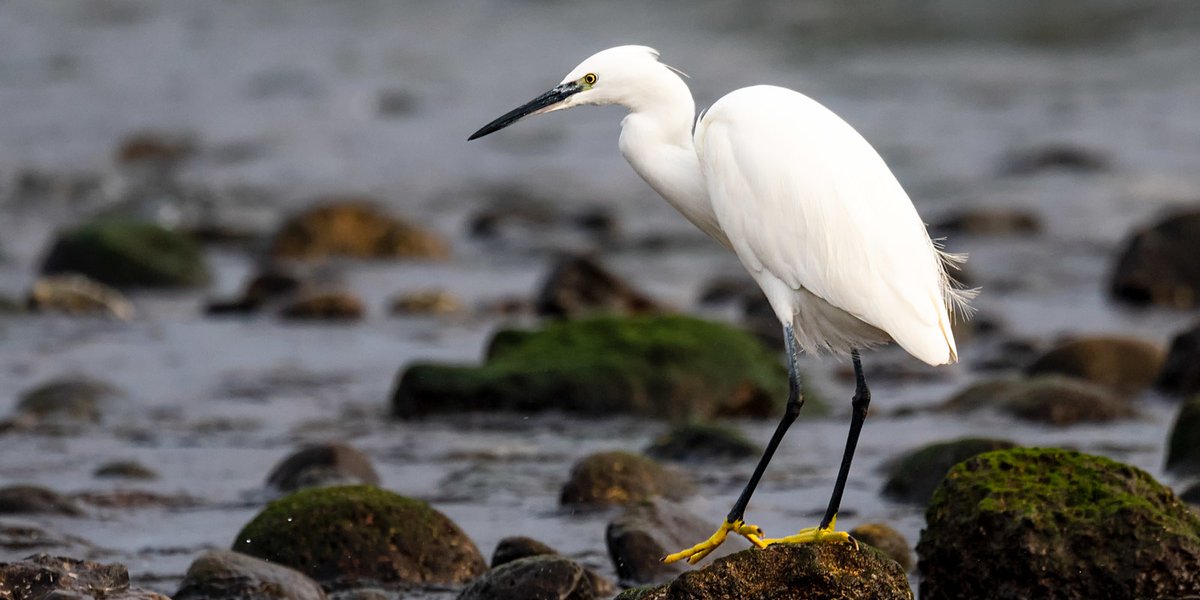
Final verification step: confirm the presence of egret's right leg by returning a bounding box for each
[662,324,806,565]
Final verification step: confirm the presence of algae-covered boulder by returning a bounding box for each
[233,485,486,589]
[882,438,1018,505]
[41,218,210,288]
[615,543,912,600]
[393,315,791,420]
[1166,395,1200,475]
[560,451,691,508]
[918,448,1200,600]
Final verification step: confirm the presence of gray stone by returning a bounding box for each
[174,549,327,600]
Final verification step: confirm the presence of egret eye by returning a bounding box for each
[583,73,598,85]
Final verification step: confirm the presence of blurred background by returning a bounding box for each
[1,0,1199,596]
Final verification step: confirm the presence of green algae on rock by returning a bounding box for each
[393,315,797,420]
[233,485,486,589]
[882,437,1018,505]
[615,542,912,600]
[41,218,210,288]
[918,448,1200,600]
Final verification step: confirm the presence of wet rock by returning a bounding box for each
[490,536,557,567]
[265,443,380,493]
[1111,210,1200,308]
[489,537,615,596]
[74,490,198,510]
[94,460,157,480]
[0,486,84,517]
[606,499,736,585]
[932,207,1042,236]
[41,218,210,288]
[0,554,169,600]
[1166,396,1200,476]
[279,289,365,321]
[14,376,119,425]
[206,267,305,315]
[268,200,450,261]
[1025,336,1164,396]
[881,438,1018,505]
[233,485,486,589]
[560,451,691,508]
[535,255,659,318]
[388,289,462,316]
[616,543,911,600]
[1158,321,1200,397]
[918,448,1200,600]
[644,422,760,463]
[848,523,913,573]
[457,555,597,600]
[114,130,195,166]
[0,521,92,553]
[174,549,327,600]
[466,188,617,246]
[999,143,1111,176]
[939,375,1134,426]
[27,274,135,319]
[393,315,792,420]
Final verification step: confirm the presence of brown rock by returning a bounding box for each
[269,200,450,261]
[279,289,365,321]
[1025,336,1164,396]
[560,452,691,508]
[536,254,659,318]
[28,274,135,319]
[1111,210,1200,308]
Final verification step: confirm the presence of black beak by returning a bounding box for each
[468,82,583,141]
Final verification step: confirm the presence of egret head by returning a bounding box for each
[468,45,679,140]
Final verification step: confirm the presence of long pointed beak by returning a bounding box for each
[468,82,583,141]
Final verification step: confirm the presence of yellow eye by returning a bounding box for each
[583,73,597,85]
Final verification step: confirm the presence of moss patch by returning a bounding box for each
[233,485,485,588]
[393,315,806,421]
[41,218,209,288]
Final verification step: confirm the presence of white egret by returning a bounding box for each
[469,45,972,564]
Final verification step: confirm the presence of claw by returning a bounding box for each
[661,519,767,565]
[759,515,857,549]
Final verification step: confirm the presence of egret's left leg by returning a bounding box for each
[761,348,869,548]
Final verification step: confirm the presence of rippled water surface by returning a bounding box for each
[1,1,1199,596]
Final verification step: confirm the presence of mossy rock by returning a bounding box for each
[393,315,798,421]
[560,451,691,508]
[882,438,1018,505]
[615,543,912,600]
[918,448,1200,600]
[644,421,760,463]
[1166,396,1200,475]
[41,218,210,288]
[1025,336,1164,396]
[233,485,486,589]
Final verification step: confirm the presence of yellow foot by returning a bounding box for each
[759,516,860,550]
[661,519,768,565]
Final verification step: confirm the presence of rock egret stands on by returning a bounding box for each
[469,45,972,564]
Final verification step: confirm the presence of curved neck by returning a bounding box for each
[617,75,729,247]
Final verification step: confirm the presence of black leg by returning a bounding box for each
[725,324,805,524]
[819,348,871,530]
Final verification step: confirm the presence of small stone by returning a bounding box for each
[617,543,912,600]
[233,485,486,589]
[1111,210,1200,308]
[606,499,735,585]
[933,207,1042,236]
[489,537,615,596]
[265,443,381,493]
[174,549,327,600]
[0,554,169,600]
[94,460,157,480]
[279,289,365,321]
[1167,396,1200,476]
[1025,336,1164,396]
[27,274,135,319]
[644,422,760,463]
[457,555,597,600]
[389,289,462,315]
[849,523,913,572]
[268,200,450,261]
[882,438,1018,505]
[560,452,692,508]
[918,448,1200,600]
[1158,321,1200,397]
[999,143,1111,176]
[40,218,210,288]
[535,254,659,319]
[14,376,119,425]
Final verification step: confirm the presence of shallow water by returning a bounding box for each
[2,1,1200,597]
